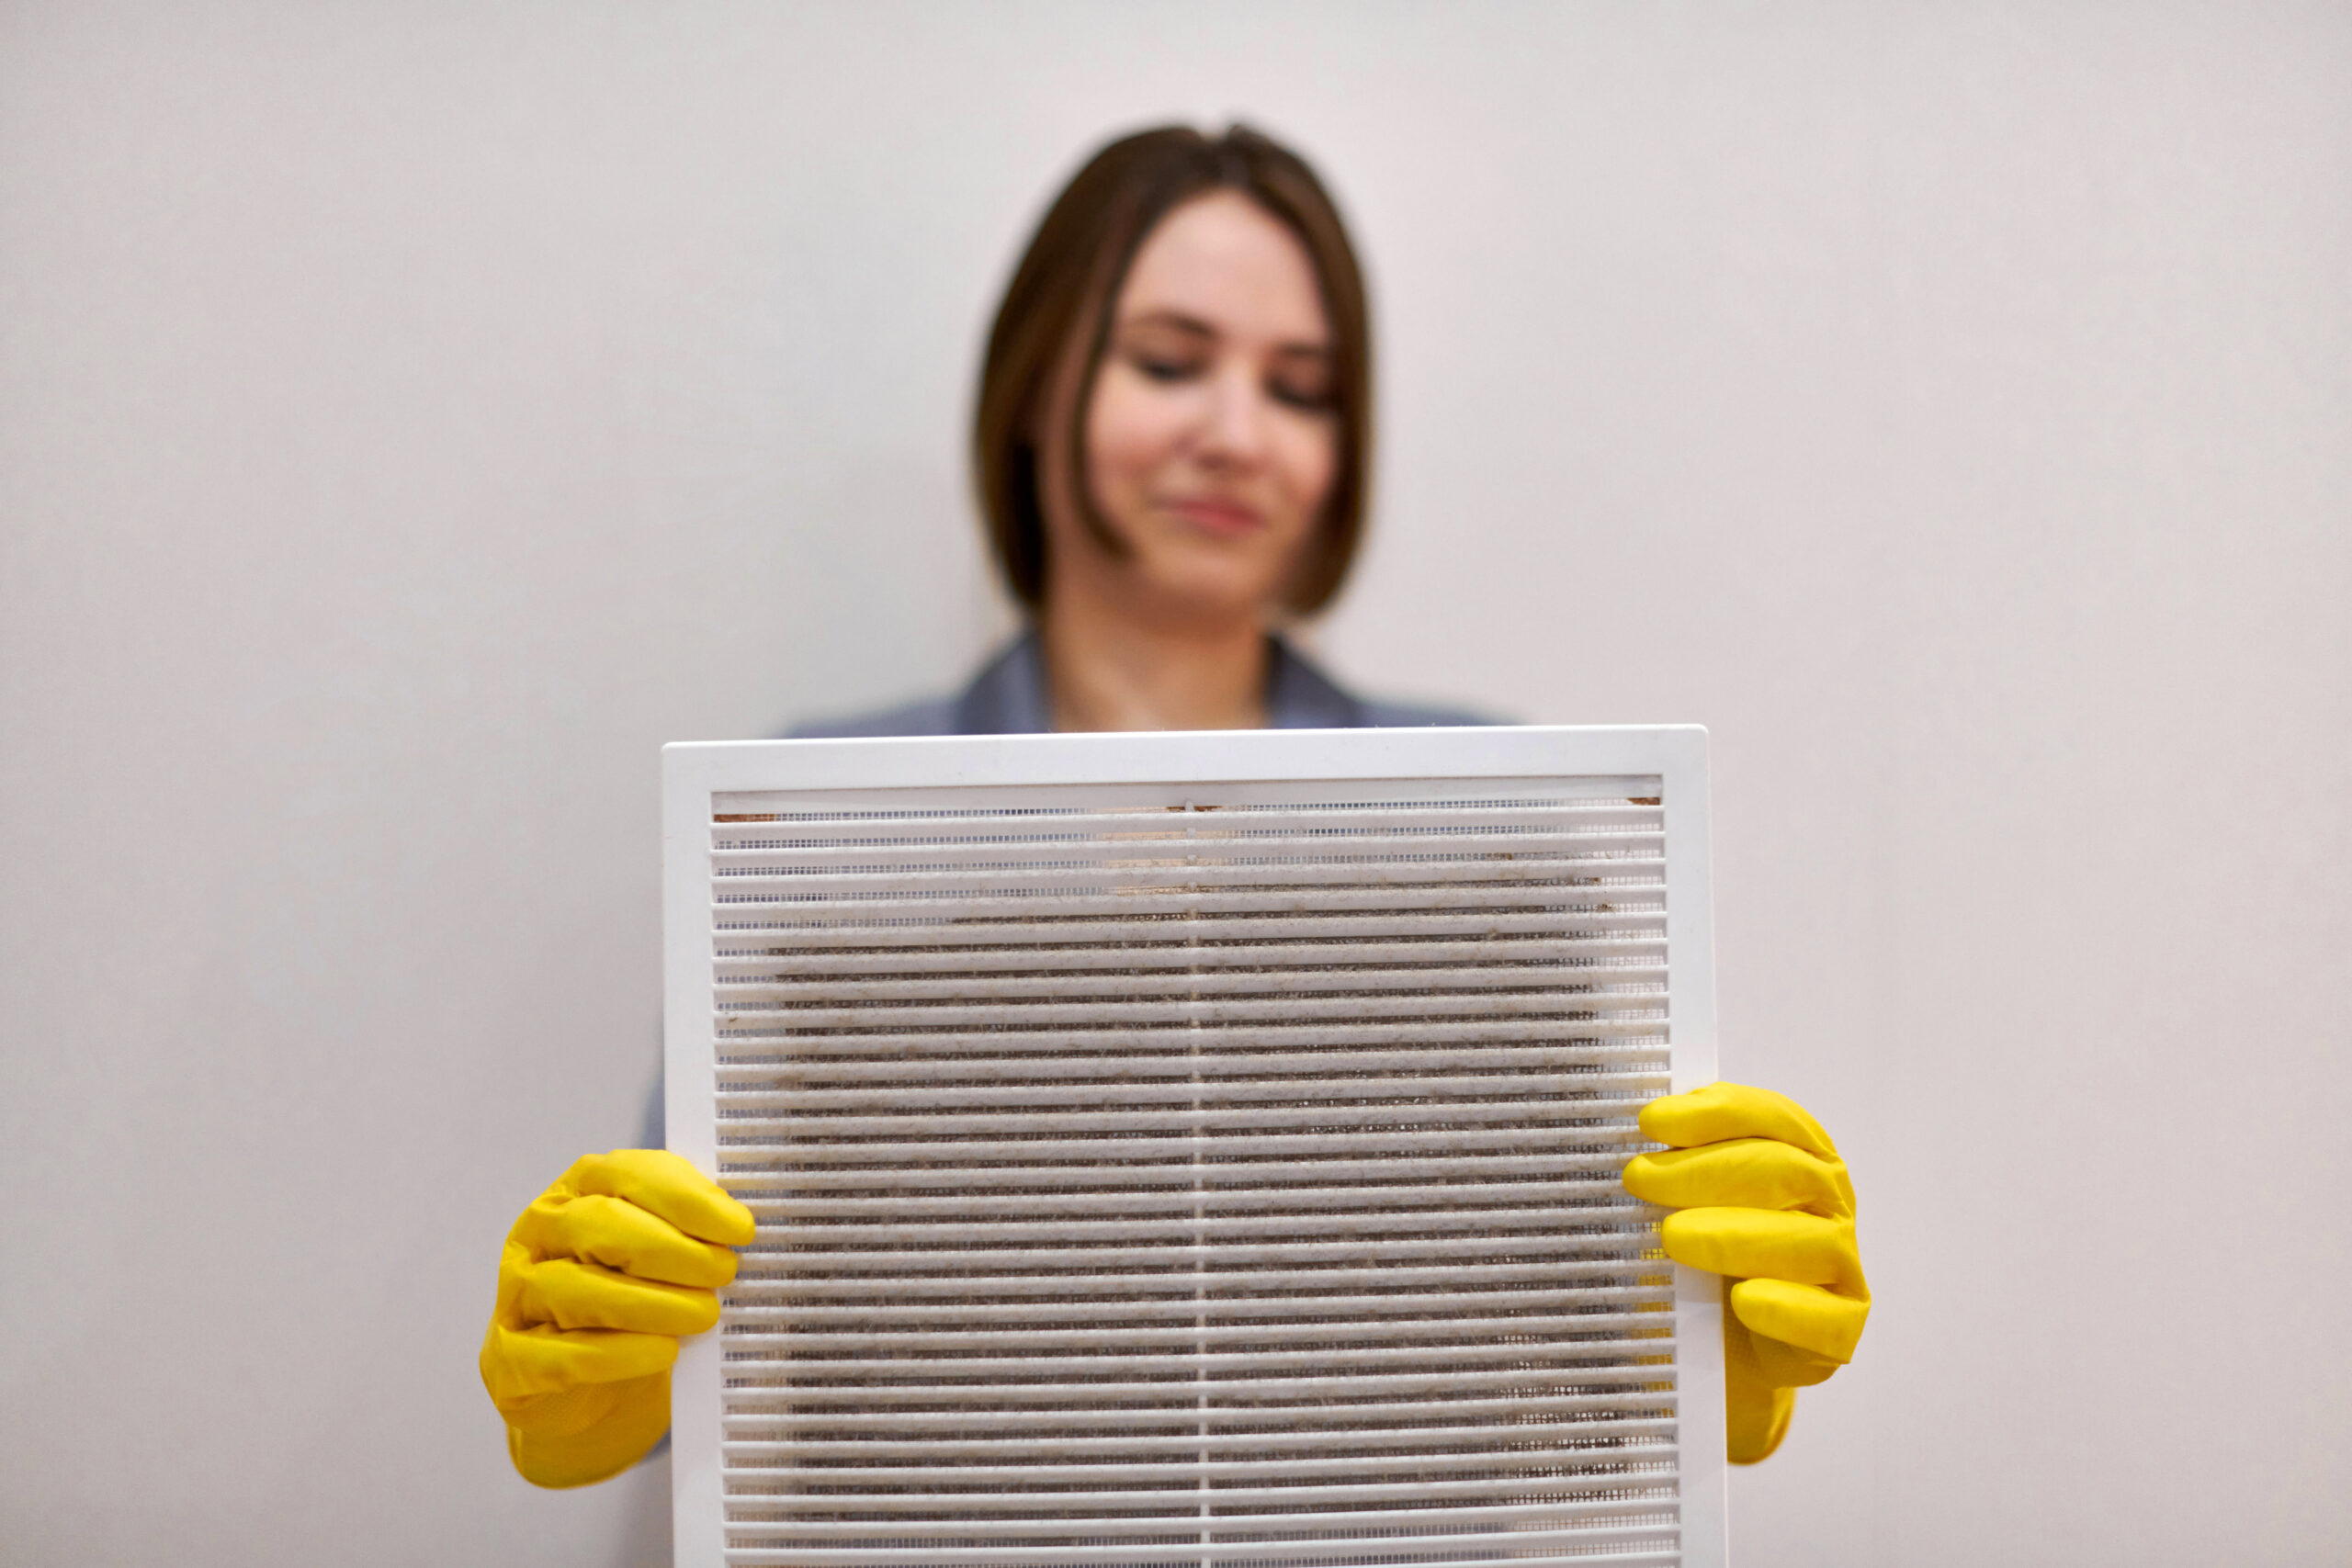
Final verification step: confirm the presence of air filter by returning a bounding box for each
[664,726,1725,1568]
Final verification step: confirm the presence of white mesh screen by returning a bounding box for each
[667,736,1721,1568]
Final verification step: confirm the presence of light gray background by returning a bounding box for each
[3,3,2346,1563]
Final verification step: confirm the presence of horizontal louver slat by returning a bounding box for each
[716,908,1664,951]
[717,1530,1681,1566]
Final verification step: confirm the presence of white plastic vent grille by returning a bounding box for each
[665,730,1723,1568]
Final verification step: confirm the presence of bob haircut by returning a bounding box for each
[974,124,1373,616]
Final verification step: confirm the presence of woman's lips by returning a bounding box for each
[1161,496,1266,536]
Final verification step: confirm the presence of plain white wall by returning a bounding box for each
[3,3,2346,1563]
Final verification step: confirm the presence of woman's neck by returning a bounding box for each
[1037,589,1270,732]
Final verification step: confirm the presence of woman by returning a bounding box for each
[798,124,1476,737]
[479,125,1870,1488]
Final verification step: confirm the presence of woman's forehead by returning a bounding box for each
[1115,191,1330,345]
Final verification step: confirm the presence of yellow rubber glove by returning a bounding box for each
[480,1150,756,1488]
[1622,1083,1869,1464]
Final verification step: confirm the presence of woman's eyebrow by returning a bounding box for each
[1119,310,1331,358]
[1119,309,1216,338]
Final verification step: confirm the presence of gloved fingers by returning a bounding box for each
[514,1191,742,1290]
[1623,1138,1851,1219]
[1728,1277,1870,1365]
[563,1150,756,1248]
[1638,1082,1838,1163]
[1657,1206,1861,1291]
[480,1321,679,1409]
[513,1258,724,1337]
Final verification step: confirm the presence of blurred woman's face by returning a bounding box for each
[1044,189,1340,626]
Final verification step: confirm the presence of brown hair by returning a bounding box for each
[973,124,1373,615]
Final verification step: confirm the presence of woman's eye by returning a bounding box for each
[1269,378,1335,412]
[1130,352,1200,383]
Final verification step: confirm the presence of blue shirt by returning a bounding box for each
[788,630,1489,737]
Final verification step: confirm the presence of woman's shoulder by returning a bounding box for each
[1267,638,1499,729]
[786,695,965,739]
[783,638,1048,739]
[1348,695,1501,728]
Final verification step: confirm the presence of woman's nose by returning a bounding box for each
[1196,365,1270,467]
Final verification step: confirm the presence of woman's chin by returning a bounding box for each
[1126,567,1285,631]
[1118,539,1299,626]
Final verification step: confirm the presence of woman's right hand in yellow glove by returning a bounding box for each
[480,1150,755,1488]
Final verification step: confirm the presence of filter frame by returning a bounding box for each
[663,725,1725,1568]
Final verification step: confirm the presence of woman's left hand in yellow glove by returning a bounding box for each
[1622,1082,1869,1465]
